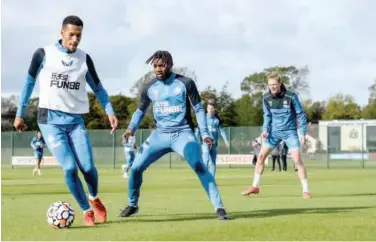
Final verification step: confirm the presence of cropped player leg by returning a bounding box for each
[38,123,90,211]
[126,152,135,173]
[201,143,211,169]
[172,130,224,210]
[284,132,310,198]
[68,122,108,222]
[272,156,277,171]
[69,122,98,198]
[277,156,282,171]
[209,146,218,177]
[281,155,287,171]
[242,135,277,196]
[127,131,171,208]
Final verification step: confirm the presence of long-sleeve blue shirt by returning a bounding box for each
[128,72,209,138]
[196,114,229,146]
[31,137,46,152]
[262,84,307,136]
[16,40,114,124]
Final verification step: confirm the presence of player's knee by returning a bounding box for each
[81,164,96,176]
[194,162,205,175]
[63,165,78,178]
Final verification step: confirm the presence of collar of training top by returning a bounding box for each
[55,40,76,54]
[269,83,287,98]
[159,72,176,84]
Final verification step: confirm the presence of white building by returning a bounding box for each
[318,119,376,152]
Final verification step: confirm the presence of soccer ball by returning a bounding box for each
[46,201,75,228]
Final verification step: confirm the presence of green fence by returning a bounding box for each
[2,125,376,169]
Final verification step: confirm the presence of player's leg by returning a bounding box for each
[33,152,42,176]
[276,155,281,171]
[119,130,171,217]
[283,132,310,198]
[38,123,94,225]
[201,143,211,169]
[209,145,218,177]
[68,121,107,223]
[281,155,287,171]
[171,130,228,220]
[241,135,278,196]
[272,155,276,171]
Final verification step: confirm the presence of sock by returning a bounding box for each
[252,173,261,187]
[83,209,92,214]
[88,194,98,201]
[301,179,309,193]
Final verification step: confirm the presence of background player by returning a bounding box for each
[30,130,46,176]
[251,137,262,166]
[271,143,281,172]
[241,73,311,199]
[119,50,229,220]
[196,101,230,177]
[121,135,138,178]
[13,16,118,226]
[280,141,289,171]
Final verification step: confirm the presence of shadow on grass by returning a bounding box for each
[104,206,375,224]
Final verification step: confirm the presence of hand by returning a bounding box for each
[225,143,229,149]
[300,135,307,146]
[203,137,213,150]
[122,129,134,143]
[261,132,268,139]
[108,115,118,134]
[40,144,44,148]
[13,117,27,132]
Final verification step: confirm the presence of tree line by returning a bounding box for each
[2,66,376,131]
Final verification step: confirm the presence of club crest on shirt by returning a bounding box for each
[174,87,182,95]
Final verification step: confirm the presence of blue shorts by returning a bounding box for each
[263,130,300,151]
[34,151,43,160]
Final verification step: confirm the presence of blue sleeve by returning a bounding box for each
[262,97,272,133]
[292,94,307,136]
[85,54,115,116]
[217,116,229,145]
[16,48,45,117]
[185,80,209,138]
[195,128,201,141]
[30,138,37,149]
[219,127,229,145]
[128,84,151,131]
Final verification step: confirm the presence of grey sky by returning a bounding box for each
[2,0,375,105]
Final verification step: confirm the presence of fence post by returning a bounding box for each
[11,131,14,169]
[112,131,116,169]
[228,127,231,155]
[362,124,365,169]
[326,126,330,169]
[169,153,172,169]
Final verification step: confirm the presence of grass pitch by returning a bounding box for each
[2,166,376,241]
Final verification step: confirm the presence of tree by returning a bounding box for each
[241,66,310,97]
[322,94,361,120]
[362,79,376,119]
[234,94,263,126]
[200,86,218,105]
[303,99,326,122]
[216,82,238,126]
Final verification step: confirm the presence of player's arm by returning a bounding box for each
[30,138,37,149]
[185,80,210,139]
[292,94,307,136]
[85,54,118,133]
[127,86,151,132]
[262,96,272,134]
[218,117,229,146]
[16,48,45,118]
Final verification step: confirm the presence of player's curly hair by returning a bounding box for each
[145,50,174,67]
[62,15,84,28]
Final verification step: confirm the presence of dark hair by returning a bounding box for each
[145,50,173,67]
[207,99,216,107]
[62,15,84,28]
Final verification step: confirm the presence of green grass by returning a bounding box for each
[2,166,376,241]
